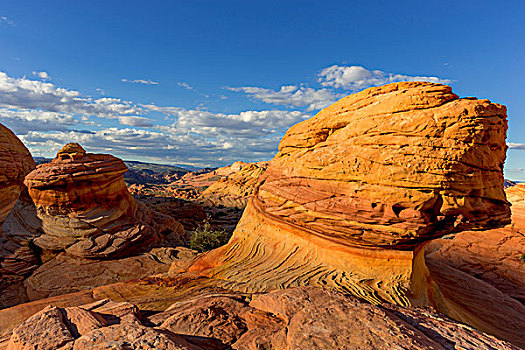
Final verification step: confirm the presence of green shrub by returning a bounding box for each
[190,218,231,252]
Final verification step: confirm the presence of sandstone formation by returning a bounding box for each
[24,247,196,301]
[0,123,35,228]
[6,287,519,350]
[0,189,42,308]
[2,83,523,348]
[0,124,37,308]
[189,82,520,343]
[200,161,268,209]
[23,143,185,259]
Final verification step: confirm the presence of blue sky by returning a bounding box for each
[0,0,524,178]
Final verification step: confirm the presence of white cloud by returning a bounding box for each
[227,85,340,111]
[0,108,77,134]
[121,78,159,85]
[145,105,309,137]
[32,71,50,80]
[317,65,451,90]
[177,82,196,91]
[20,127,283,166]
[508,143,525,150]
[0,16,15,26]
[118,116,154,127]
[0,71,142,117]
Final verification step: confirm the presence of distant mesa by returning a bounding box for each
[23,142,185,259]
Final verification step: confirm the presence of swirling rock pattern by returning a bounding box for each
[23,143,185,259]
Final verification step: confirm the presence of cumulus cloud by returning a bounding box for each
[118,116,154,127]
[156,108,309,138]
[20,126,284,166]
[0,108,77,134]
[121,78,159,85]
[227,85,340,111]
[507,143,525,150]
[177,82,196,91]
[317,65,451,90]
[0,71,142,117]
[32,71,50,80]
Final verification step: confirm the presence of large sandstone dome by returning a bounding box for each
[190,82,522,342]
[260,82,509,248]
[23,143,184,259]
[0,123,35,227]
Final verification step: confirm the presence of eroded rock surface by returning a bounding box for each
[24,247,197,301]
[23,143,185,259]
[6,287,519,350]
[200,162,268,209]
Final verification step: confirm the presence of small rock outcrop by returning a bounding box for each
[200,161,268,208]
[23,143,185,259]
[6,287,519,350]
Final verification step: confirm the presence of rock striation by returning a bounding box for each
[189,82,520,343]
[5,287,519,350]
[23,143,185,259]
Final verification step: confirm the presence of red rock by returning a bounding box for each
[0,123,35,228]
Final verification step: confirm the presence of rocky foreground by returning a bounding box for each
[0,82,524,349]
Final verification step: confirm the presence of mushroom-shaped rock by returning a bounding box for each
[24,143,185,259]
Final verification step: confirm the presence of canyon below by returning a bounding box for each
[0,82,524,350]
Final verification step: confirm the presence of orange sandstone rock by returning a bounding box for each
[23,143,185,259]
[190,82,518,343]
[0,123,35,228]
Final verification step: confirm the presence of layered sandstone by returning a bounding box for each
[200,162,268,209]
[0,123,35,228]
[6,287,519,350]
[189,82,519,342]
[0,124,37,308]
[23,143,184,259]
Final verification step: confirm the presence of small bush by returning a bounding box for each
[190,218,232,252]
